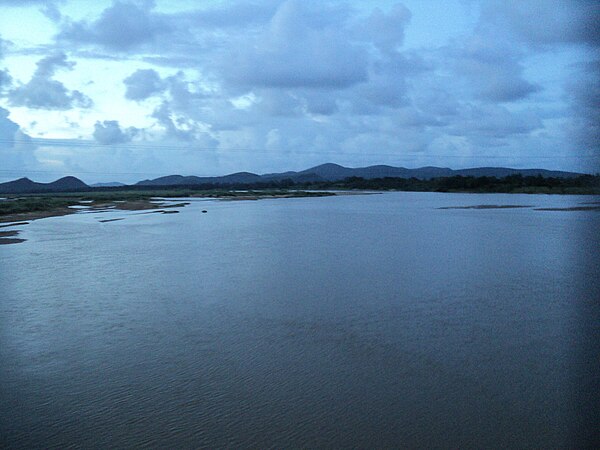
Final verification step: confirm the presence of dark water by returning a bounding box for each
[1,192,598,448]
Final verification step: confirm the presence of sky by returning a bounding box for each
[0,0,598,183]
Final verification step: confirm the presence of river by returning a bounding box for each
[1,192,598,448]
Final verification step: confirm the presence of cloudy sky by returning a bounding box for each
[0,0,598,183]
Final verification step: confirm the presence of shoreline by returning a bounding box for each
[0,191,336,224]
[0,200,166,224]
[2,190,598,245]
[0,191,336,244]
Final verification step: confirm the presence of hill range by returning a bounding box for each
[135,163,582,187]
[0,163,587,194]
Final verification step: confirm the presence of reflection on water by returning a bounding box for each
[1,192,598,448]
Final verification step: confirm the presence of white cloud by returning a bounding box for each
[0,0,597,178]
[8,53,93,110]
[218,1,369,90]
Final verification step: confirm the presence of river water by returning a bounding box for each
[1,192,598,448]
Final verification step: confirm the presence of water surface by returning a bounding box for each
[1,192,598,448]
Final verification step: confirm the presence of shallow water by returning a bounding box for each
[1,192,598,448]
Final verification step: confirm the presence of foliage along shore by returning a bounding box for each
[326,174,600,194]
[272,173,599,195]
[1,173,599,223]
[90,173,600,195]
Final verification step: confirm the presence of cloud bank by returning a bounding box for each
[0,0,597,182]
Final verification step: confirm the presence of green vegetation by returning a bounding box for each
[0,197,77,215]
[99,174,599,194]
[299,174,600,194]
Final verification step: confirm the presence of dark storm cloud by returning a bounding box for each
[57,0,172,51]
[93,120,138,144]
[8,53,92,110]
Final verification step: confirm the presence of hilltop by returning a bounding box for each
[0,176,88,194]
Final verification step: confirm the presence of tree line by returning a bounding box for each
[113,173,600,195]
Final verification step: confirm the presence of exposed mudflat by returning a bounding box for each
[439,204,600,211]
[535,206,600,211]
[0,230,25,245]
[438,205,532,209]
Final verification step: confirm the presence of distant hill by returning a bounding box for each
[136,171,262,186]
[0,164,586,193]
[294,163,581,180]
[0,176,88,194]
[136,163,584,186]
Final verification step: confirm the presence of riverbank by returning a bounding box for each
[0,190,335,224]
[0,190,336,244]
